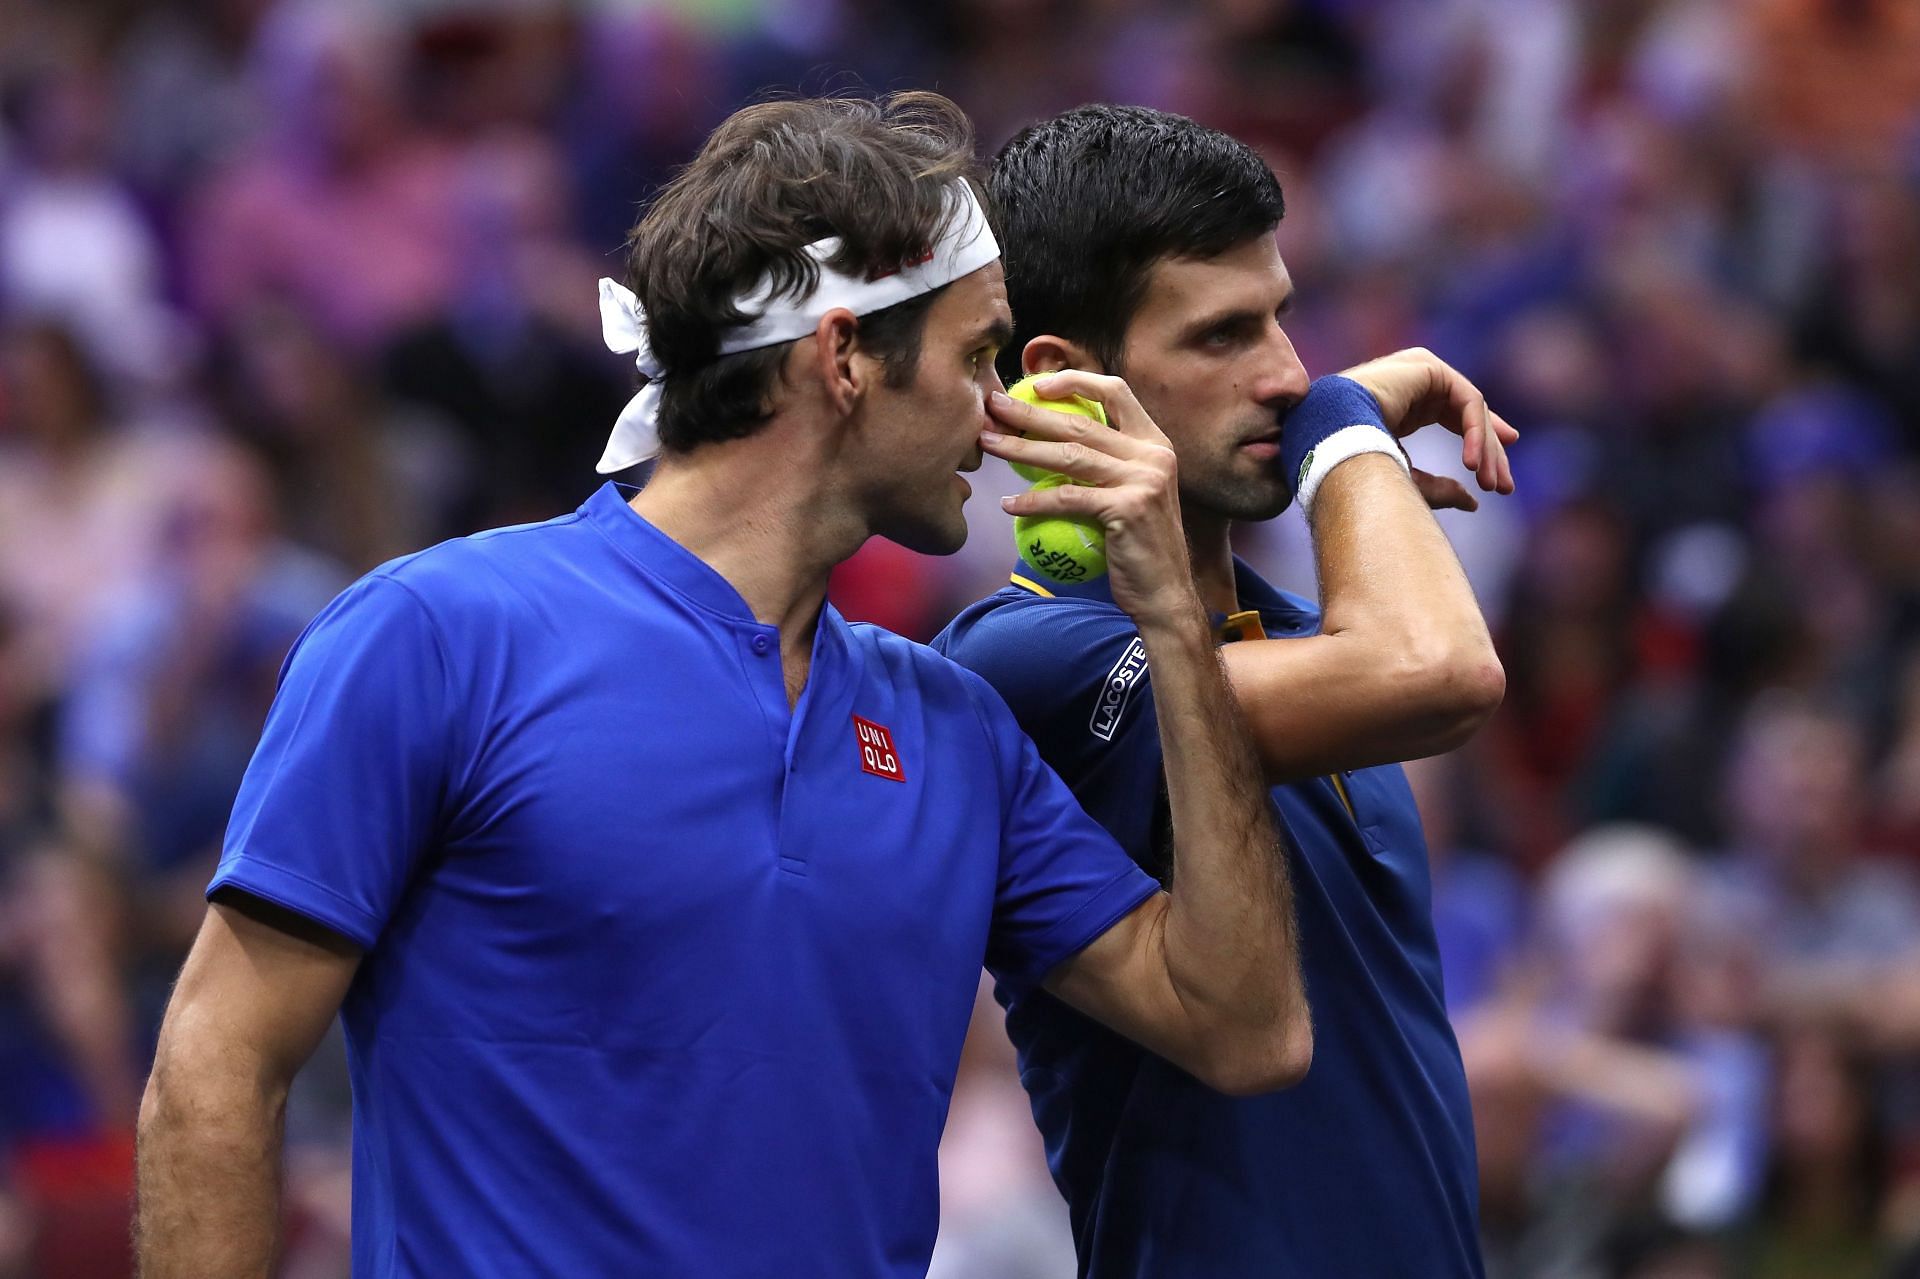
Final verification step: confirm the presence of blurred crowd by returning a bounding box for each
[0,0,1916,1275]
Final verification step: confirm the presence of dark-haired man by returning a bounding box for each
[135,93,1312,1278]
[935,104,1514,1276]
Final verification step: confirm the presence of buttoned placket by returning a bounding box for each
[587,486,863,883]
[734,610,855,879]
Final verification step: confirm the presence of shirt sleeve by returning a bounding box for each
[207,572,460,948]
[937,597,1170,875]
[960,669,1160,991]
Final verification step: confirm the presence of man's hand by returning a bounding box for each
[983,372,1198,627]
[1411,467,1481,513]
[1338,348,1517,499]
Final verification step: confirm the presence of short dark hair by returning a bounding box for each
[989,105,1285,378]
[624,92,982,454]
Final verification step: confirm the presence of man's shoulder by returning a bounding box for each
[366,508,598,618]
[935,586,1138,668]
[843,615,952,676]
[933,587,1150,733]
[844,615,1008,705]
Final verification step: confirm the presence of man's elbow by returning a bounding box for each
[1402,642,1505,750]
[139,1011,281,1149]
[1446,646,1507,731]
[138,1037,204,1153]
[1194,1019,1315,1098]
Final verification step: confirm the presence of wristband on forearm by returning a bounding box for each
[1280,376,1410,519]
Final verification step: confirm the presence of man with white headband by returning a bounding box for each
[135,92,1310,1277]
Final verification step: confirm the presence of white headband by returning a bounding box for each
[596,181,999,473]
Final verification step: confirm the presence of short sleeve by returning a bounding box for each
[936,596,1168,870]
[936,597,1150,745]
[963,671,1160,990]
[207,573,460,948]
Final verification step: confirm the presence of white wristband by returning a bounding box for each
[1295,423,1409,520]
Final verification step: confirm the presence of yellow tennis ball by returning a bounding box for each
[1005,373,1108,483]
[1015,475,1107,585]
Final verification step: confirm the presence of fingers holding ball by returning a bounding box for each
[1001,373,1109,482]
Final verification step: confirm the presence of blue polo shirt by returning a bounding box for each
[933,559,1485,1278]
[207,483,1159,1278]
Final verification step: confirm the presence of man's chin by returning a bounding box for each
[877,514,968,558]
[1195,472,1293,525]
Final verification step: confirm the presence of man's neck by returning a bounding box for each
[1185,509,1240,617]
[630,431,866,642]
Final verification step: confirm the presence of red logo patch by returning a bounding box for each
[853,715,905,783]
[868,246,936,281]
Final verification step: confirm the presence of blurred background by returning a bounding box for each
[0,0,1916,1274]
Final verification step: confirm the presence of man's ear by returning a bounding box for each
[1021,334,1104,377]
[809,307,864,415]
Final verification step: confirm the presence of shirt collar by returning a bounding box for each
[585,481,762,622]
[1007,553,1317,640]
[1009,556,1116,605]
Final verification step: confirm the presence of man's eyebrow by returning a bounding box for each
[1180,291,1296,341]
[1179,306,1263,340]
[972,316,1014,349]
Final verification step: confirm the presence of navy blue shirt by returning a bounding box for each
[208,484,1159,1277]
[934,559,1485,1278]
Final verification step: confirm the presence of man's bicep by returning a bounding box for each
[970,665,1161,987]
[946,604,1163,860]
[1220,633,1465,782]
[1041,893,1194,1063]
[162,896,362,1082]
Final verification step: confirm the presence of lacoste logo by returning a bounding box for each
[1090,637,1149,742]
[853,715,905,782]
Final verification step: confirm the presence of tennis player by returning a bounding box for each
[134,94,1310,1278]
[935,104,1513,1276]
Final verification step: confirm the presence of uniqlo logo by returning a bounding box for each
[853,715,905,783]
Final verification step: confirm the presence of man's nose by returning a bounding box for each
[1257,327,1311,408]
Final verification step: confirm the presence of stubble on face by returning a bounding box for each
[1115,240,1305,527]
[1177,432,1296,524]
[857,263,1010,556]
[1117,350,1294,526]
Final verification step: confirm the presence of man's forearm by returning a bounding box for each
[1312,453,1490,667]
[1225,453,1504,781]
[1136,601,1309,1090]
[1314,454,1502,737]
[136,1045,288,1278]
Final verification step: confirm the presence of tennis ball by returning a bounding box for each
[1015,475,1107,585]
[1005,373,1108,483]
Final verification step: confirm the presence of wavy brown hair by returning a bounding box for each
[623,92,983,455]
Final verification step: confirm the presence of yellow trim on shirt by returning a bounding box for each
[1327,771,1357,820]
[1009,572,1057,598]
[1218,609,1265,643]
